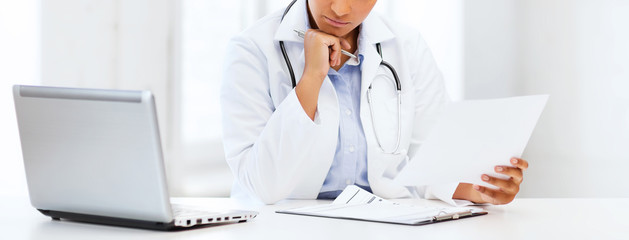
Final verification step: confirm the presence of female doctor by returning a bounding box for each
[220,0,529,205]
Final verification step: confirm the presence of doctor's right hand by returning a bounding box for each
[296,29,351,120]
[302,29,351,78]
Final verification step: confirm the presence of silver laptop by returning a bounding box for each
[13,85,257,230]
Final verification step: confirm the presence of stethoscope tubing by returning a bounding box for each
[278,0,403,154]
[280,0,298,88]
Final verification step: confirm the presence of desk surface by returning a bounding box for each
[1,196,628,239]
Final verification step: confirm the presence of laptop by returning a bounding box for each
[13,85,258,230]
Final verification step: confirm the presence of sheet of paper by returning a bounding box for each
[332,185,394,205]
[394,95,548,188]
[277,186,483,225]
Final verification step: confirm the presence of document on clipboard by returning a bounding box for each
[276,186,487,225]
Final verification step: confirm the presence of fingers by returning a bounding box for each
[328,39,342,67]
[309,29,341,67]
[474,158,529,205]
[303,29,341,75]
[494,157,528,184]
[495,165,523,184]
[510,157,529,170]
[304,29,351,68]
[329,35,351,64]
[473,184,515,205]
[481,174,519,194]
[339,38,351,50]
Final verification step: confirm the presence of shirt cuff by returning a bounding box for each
[424,182,474,207]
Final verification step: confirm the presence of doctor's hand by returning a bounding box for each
[453,157,529,205]
[302,29,351,79]
[296,29,351,121]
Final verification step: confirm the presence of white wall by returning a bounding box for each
[0,0,39,198]
[40,0,174,145]
[39,0,181,192]
[377,0,465,100]
[465,0,629,197]
[464,0,518,99]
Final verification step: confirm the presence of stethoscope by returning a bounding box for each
[279,0,402,154]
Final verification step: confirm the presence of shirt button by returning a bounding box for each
[345,109,352,116]
[346,179,352,185]
[348,145,355,153]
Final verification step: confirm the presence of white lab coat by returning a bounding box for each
[221,0,461,205]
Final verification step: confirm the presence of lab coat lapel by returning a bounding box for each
[359,41,381,103]
[274,0,309,87]
[358,13,406,198]
[273,0,308,44]
[273,0,338,198]
[358,13,395,102]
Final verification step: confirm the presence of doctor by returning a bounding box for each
[221,0,529,205]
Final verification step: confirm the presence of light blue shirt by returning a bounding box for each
[317,53,371,199]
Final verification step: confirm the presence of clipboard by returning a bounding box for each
[276,186,487,226]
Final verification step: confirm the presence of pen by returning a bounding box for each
[293,29,358,59]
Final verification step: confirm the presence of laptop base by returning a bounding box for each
[39,209,180,231]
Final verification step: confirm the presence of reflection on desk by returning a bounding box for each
[2,196,628,239]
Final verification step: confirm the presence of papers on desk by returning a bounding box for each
[394,95,548,188]
[276,186,486,225]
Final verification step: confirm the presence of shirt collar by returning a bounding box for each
[328,53,363,76]
[346,49,363,66]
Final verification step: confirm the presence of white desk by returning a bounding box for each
[1,196,628,239]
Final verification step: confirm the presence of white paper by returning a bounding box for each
[332,185,393,205]
[394,95,548,188]
[277,186,484,225]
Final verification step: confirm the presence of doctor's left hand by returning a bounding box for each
[474,157,528,204]
[455,157,529,205]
